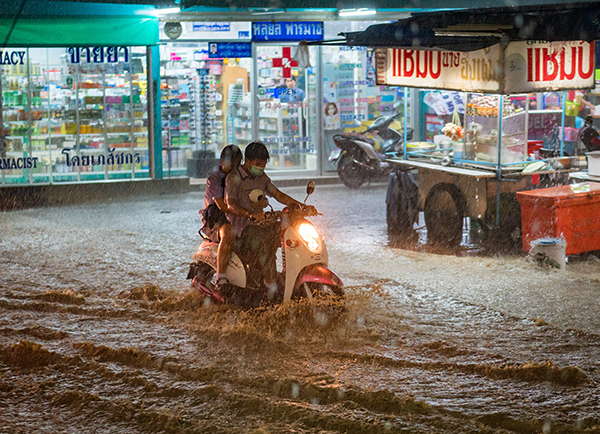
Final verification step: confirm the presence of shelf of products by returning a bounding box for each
[161,74,195,175]
[258,100,305,169]
[197,69,224,150]
[1,47,149,185]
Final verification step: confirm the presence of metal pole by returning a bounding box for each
[147,45,162,179]
[560,91,566,156]
[496,95,503,227]
[403,87,407,160]
[251,42,258,142]
[316,44,323,176]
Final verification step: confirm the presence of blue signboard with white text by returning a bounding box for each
[252,22,324,42]
[208,43,252,58]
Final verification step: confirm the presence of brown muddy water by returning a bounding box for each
[1,184,600,433]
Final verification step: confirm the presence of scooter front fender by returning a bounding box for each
[295,264,343,288]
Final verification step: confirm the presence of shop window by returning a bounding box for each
[256,45,318,173]
[160,42,253,178]
[321,46,409,171]
[1,47,149,185]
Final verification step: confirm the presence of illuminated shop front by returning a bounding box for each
[1,46,150,184]
[0,3,159,187]
[159,20,411,178]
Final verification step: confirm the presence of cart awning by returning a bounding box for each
[340,2,600,52]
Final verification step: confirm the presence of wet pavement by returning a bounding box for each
[1,183,599,433]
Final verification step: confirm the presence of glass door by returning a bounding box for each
[255,44,318,174]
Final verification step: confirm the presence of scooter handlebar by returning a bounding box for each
[256,205,320,225]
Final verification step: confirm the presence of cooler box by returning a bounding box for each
[516,182,600,255]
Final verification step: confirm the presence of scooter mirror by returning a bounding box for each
[393,100,402,109]
[304,181,315,203]
[353,120,363,127]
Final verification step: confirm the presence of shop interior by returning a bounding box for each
[1,47,148,185]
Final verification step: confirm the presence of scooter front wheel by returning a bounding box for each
[301,282,344,301]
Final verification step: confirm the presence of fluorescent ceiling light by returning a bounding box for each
[338,8,377,17]
[250,8,286,15]
[151,7,181,15]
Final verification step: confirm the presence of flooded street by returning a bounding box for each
[1,183,600,433]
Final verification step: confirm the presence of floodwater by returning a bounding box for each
[1,184,599,433]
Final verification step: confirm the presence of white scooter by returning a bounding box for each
[187,182,344,306]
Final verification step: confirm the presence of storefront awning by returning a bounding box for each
[0,16,159,47]
[0,1,159,47]
[338,2,600,52]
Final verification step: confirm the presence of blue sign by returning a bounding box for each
[208,43,252,59]
[252,22,324,42]
[193,22,230,32]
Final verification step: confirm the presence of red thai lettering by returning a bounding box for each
[416,50,428,78]
[403,50,415,78]
[535,48,541,81]
[578,42,594,79]
[542,48,558,81]
[560,47,577,80]
[430,51,441,79]
[528,48,534,82]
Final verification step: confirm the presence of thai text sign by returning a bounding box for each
[208,43,252,58]
[252,22,323,42]
[67,47,129,64]
[375,41,595,93]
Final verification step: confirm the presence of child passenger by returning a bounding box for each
[199,145,243,293]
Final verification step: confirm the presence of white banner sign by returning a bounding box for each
[504,41,595,93]
[376,41,595,93]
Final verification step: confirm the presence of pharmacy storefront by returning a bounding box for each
[159,20,410,178]
[0,11,159,186]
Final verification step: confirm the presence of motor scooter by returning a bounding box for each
[328,110,413,189]
[187,182,344,307]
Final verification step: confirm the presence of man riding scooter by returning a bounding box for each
[225,141,317,298]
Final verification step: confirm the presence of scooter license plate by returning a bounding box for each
[328,149,342,162]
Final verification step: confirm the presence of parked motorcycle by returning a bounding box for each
[328,111,413,189]
[187,182,344,307]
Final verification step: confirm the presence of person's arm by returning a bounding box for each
[271,186,303,207]
[214,197,230,213]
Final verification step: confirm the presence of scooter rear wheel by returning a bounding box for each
[337,152,369,189]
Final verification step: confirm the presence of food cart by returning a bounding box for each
[373,40,596,248]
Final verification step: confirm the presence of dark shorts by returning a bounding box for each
[236,223,280,282]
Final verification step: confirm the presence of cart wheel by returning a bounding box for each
[338,151,369,189]
[386,172,417,239]
[482,193,522,252]
[424,183,465,247]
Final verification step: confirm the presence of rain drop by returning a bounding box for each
[291,383,300,398]
[315,311,328,326]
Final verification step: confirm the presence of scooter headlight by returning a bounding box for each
[298,222,320,253]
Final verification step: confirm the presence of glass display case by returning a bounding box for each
[465,94,529,167]
[1,47,149,185]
